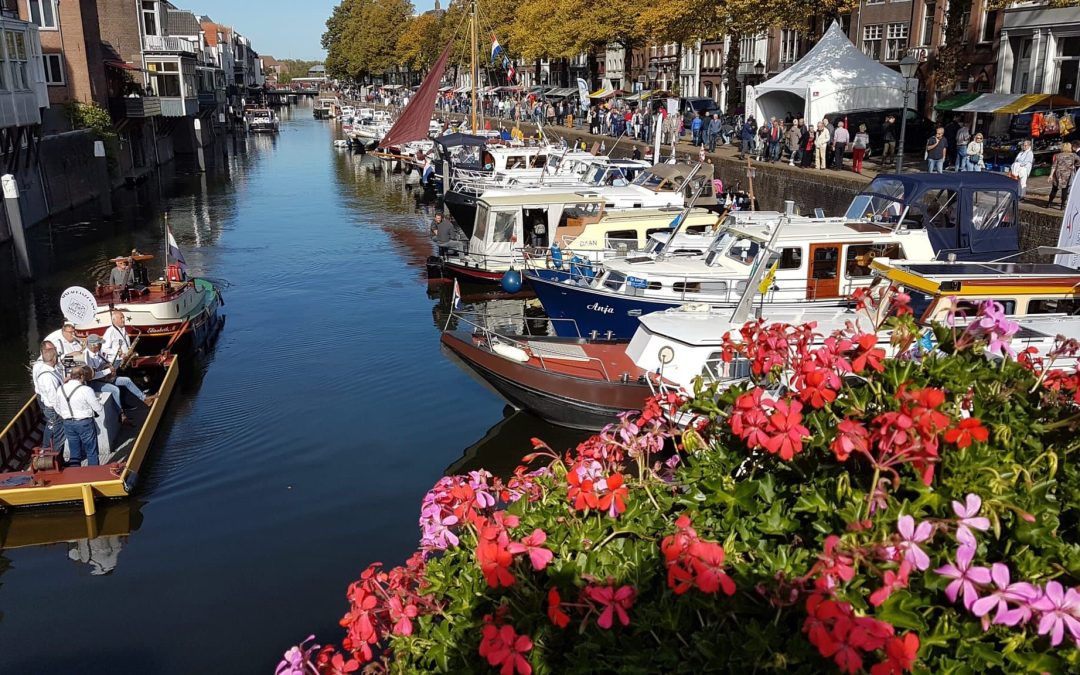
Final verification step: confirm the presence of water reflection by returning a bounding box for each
[0,500,143,570]
[447,406,590,477]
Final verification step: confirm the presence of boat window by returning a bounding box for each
[957,299,1015,316]
[674,281,728,295]
[531,154,547,168]
[492,211,517,243]
[605,230,638,250]
[604,271,626,291]
[845,244,902,278]
[971,190,1016,231]
[505,156,526,170]
[646,227,670,238]
[685,225,708,234]
[811,247,839,280]
[674,282,700,294]
[725,237,761,265]
[632,171,664,190]
[910,189,958,230]
[845,179,906,220]
[473,204,490,241]
[1026,298,1080,315]
[481,151,495,169]
[766,247,803,270]
[702,352,752,382]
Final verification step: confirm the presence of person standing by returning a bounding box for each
[740,117,755,158]
[102,310,133,368]
[926,127,947,173]
[831,120,849,170]
[768,117,782,162]
[109,256,134,288]
[955,125,972,171]
[1010,140,1034,198]
[691,113,703,146]
[814,121,830,170]
[1047,143,1080,209]
[965,133,985,172]
[708,114,721,152]
[800,121,814,168]
[54,365,103,467]
[851,124,870,174]
[785,119,802,166]
[32,341,66,451]
[431,212,453,256]
[944,117,961,170]
[881,114,897,167]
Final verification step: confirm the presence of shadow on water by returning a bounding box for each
[446,405,590,477]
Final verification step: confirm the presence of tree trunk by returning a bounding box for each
[723,38,740,115]
[673,42,683,96]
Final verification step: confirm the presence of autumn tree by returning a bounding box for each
[322,0,414,81]
[396,13,443,73]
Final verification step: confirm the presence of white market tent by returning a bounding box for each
[747,21,912,125]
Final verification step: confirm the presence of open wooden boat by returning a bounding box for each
[0,353,179,515]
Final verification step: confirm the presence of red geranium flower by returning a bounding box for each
[566,462,600,511]
[832,419,870,462]
[851,333,886,373]
[730,388,771,450]
[584,581,636,629]
[485,625,533,675]
[943,417,989,448]
[596,473,628,517]
[546,588,570,629]
[870,632,920,675]
[507,528,553,571]
[477,537,516,588]
[761,398,810,460]
[688,541,736,595]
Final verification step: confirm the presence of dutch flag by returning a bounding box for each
[167,224,187,271]
[491,36,502,63]
[452,278,463,311]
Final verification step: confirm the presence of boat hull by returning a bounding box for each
[443,189,477,239]
[427,256,515,284]
[440,331,651,430]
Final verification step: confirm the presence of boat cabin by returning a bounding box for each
[630,161,719,209]
[869,259,1080,323]
[843,173,1020,260]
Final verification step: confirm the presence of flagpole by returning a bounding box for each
[163,211,169,273]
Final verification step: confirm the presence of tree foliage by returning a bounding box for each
[277,59,321,83]
[323,0,413,80]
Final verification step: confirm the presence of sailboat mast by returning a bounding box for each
[470,0,478,134]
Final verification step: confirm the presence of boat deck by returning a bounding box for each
[520,339,641,383]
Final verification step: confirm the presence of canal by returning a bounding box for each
[0,105,588,673]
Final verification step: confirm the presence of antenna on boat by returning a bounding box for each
[469,0,479,135]
[163,211,170,272]
[730,216,787,325]
[656,162,704,262]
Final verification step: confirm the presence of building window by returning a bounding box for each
[42,52,62,84]
[863,25,883,61]
[27,0,57,29]
[981,9,998,44]
[865,0,884,4]
[885,23,908,62]
[921,3,935,46]
[780,29,800,65]
[147,60,181,96]
[142,1,158,37]
[5,31,27,90]
[739,34,757,64]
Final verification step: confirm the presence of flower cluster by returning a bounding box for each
[479,615,533,675]
[804,593,918,675]
[660,514,736,596]
[420,470,500,554]
[339,553,436,661]
[565,459,628,517]
[729,389,810,460]
[963,300,1020,358]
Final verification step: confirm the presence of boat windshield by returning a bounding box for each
[702,230,737,266]
[845,178,907,221]
[724,237,762,266]
[632,170,664,191]
[588,167,629,187]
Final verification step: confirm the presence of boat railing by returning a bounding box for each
[452,313,621,382]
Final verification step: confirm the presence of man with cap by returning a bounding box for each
[44,322,84,356]
[110,256,134,288]
[102,310,134,367]
[32,340,66,451]
[85,334,156,425]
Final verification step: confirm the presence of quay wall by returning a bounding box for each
[403,107,1067,252]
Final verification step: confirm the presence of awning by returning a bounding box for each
[381,84,403,90]
[479,86,498,95]
[496,85,522,92]
[438,86,453,92]
[934,92,980,111]
[546,87,577,97]
[994,93,1080,114]
[105,59,142,71]
[589,87,622,99]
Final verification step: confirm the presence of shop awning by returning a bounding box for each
[934,92,981,111]
[546,87,577,97]
[496,85,523,92]
[589,87,622,99]
[993,93,1080,114]
[381,84,403,90]
[454,85,472,93]
[438,86,453,92]
[105,59,142,71]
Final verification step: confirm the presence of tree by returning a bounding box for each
[396,13,443,73]
[322,0,414,81]
[278,59,320,83]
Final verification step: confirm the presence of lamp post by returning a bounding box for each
[753,60,765,81]
[895,53,920,174]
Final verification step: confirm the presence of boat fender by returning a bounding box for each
[550,243,564,270]
[678,302,712,313]
[492,340,530,363]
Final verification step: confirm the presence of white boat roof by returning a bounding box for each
[638,306,862,347]
[597,207,716,226]
[479,191,608,207]
[479,183,682,203]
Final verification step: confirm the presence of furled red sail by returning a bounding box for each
[379,42,452,149]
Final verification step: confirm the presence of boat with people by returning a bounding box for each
[527,171,1023,339]
[0,352,179,514]
[442,253,1080,429]
[81,250,225,354]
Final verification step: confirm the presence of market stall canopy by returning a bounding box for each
[952,92,1080,114]
[934,92,981,111]
[747,21,908,125]
[621,91,653,102]
[438,86,453,92]
[454,85,472,94]
[589,87,622,99]
[546,87,577,98]
[382,84,403,90]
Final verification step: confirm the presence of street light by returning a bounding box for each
[895,52,920,174]
[753,60,765,78]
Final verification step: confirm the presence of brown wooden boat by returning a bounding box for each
[0,353,179,515]
[440,329,655,430]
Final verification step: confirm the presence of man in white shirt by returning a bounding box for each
[32,341,66,451]
[54,365,104,466]
[85,334,156,424]
[45,322,84,357]
[102,310,133,366]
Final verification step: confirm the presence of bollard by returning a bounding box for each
[94,140,113,217]
[194,118,206,173]
[3,173,32,279]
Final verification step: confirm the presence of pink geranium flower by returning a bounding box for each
[507,528,554,571]
[1032,581,1080,647]
[951,493,990,548]
[895,515,934,571]
[935,545,991,610]
[970,563,1039,628]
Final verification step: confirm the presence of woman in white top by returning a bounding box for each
[814,122,830,170]
[55,365,104,466]
[965,133,985,172]
[1010,140,1034,198]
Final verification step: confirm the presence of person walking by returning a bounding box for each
[740,117,756,158]
[786,119,802,166]
[1010,140,1034,198]
[831,120,849,170]
[926,127,947,173]
[814,121,830,169]
[965,133,985,172]
[881,114,896,167]
[1047,143,1080,209]
[955,125,972,171]
[691,113,703,146]
[851,124,870,174]
[707,114,721,152]
[768,117,782,162]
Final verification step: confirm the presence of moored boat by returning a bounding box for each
[0,352,179,515]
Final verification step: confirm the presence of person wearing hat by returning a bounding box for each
[44,321,84,356]
[110,256,134,288]
[85,334,156,425]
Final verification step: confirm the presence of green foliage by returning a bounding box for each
[278,59,322,83]
[64,101,113,138]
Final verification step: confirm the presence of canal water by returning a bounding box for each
[0,105,588,673]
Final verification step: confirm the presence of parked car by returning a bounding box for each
[823,108,935,155]
[680,97,722,129]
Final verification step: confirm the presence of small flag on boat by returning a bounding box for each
[758,260,779,294]
[491,36,503,63]
[452,278,462,311]
[167,224,187,271]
